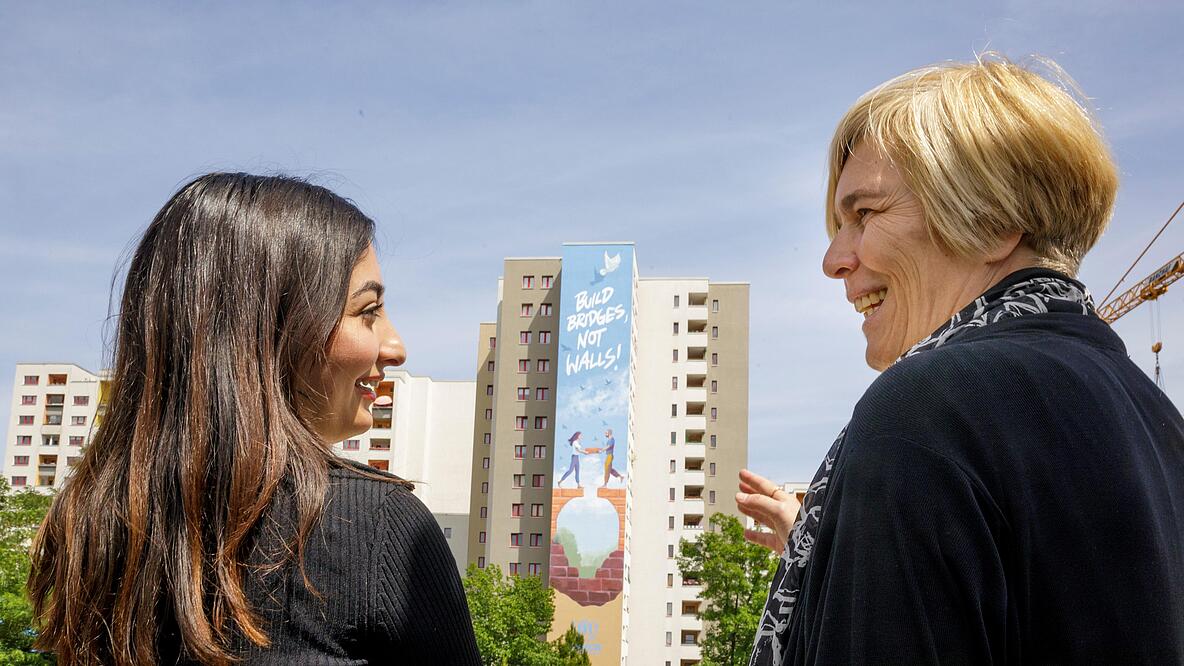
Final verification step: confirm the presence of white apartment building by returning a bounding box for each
[3,363,103,492]
[332,369,476,572]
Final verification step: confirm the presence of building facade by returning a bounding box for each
[465,244,750,666]
[3,363,103,492]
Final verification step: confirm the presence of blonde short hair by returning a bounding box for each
[826,54,1119,275]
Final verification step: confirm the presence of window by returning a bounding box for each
[481,481,489,494]
[540,303,553,316]
[531,503,544,517]
[486,384,494,396]
[18,416,33,426]
[669,459,676,473]
[541,275,553,288]
[487,360,495,372]
[478,531,487,544]
[671,404,677,417]
[533,445,546,459]
[515,416,527,431]
[513,474,525,488]
[711,325,718,339]
[514,445,525,459]
[517,387,529,401]
[709,490,716,504]
[534,416,548,430]
[509,562,520,575]
[518,359,530,373]
[536,359,550,373]
[11,477,26,487]
[483,433,492,445]
[520,303,533,317]
[479,506,488,518]
[522,275,534,289]
[485,408,493,421]
[712,299,720,312]
[13,456,28,466]
[512,503,523,517]
[709,462,716,476]
[710,434,717,448]
[673,295,680,308]
[23,375,38,385]
[478,557,486,568]
[15,436,30,446]
[489,337,497,349]
[710,407,718,421]
[669,488,675,501]
[668,516,675,530]
[711,352,719,366]
[510,533,522,547]
[671,376,678,390]
[672,322,679,334]
[711,380,718,393]
[482,457,490,470]
[670,431,676,445]
[539,331,551,344]
[519,331,531,344]
[43,435,59,447]
[20,395,35,405]
[528,562,541,576]
[672,349,679,362]
[530,533,542,547]
[71,416,87,426]
[343,439,360,451]
[667,602,673,616]
[667,574,674,588]
[532,474,545,488]
[667,544,674,559]
[535,387,548,400]
[443,527,453,539]
[69,436,83,447]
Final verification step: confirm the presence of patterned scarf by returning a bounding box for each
[748,270,1095,666]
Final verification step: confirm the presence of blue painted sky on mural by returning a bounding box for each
[1,1,1182,482]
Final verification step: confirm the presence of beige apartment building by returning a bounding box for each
[465,245,749,666]
[3,363,103,492]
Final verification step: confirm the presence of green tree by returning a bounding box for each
[677,513,777,666]
[463,563,560,666]
[0,478,55,664]
[550,624,590,666]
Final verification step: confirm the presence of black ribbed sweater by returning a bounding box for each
[162,461,481,664]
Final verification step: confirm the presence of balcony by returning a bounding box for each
[47,374,67,386]
[685,331,708,348]
[684,360,707,376]
[684,429,705,445]
[371,406,393,430]
[369,438,391,451]
[683,415,707,430]
[683,387,707,403]
[683,470,706,486]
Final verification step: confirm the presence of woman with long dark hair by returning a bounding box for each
[28,173,481,664]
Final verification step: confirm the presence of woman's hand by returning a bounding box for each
[736,469,802,554]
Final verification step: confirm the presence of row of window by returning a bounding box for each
[473,557,542,576]
[510,386,549,401]
[671,349,720,364]
[478,444,548,469]
[668,488,718,503]
[340,439,391,451]
[510,502,546,517]
[671,295,721,312]
[19,394,90,406]
[14,435,83,447]
[11,456,80,467]
[15,415,88,426]
[670,432,718,447]
[520,275,554,290]
[21,374,70,386]
[477,474,547,493]
[671,405,720,419]
[669,460,718,475]
[518,303,554,317]
[671,377,719,392]
[477,531,545,548]
[671,322,721,338]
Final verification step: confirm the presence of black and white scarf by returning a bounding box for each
[748,270,1095,666]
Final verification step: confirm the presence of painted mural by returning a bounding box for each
[549,244,634,661]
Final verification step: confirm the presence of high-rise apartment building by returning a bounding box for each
[466,244,749,666]
[3,363,104,492]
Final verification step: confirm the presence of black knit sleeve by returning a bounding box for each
[367,486,481,664]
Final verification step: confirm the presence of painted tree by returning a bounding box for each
[677,512,778,666]
[0,478,55,664]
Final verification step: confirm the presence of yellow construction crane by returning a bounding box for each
[1097,201,1183,389]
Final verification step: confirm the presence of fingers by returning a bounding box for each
[739,468,785,498]
[736,491,795,523]
[743,528,784,554]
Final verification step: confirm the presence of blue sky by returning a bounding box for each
[2,1,1182,482]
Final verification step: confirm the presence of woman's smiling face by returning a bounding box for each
[823,142,992,370]
[303,244,406,443]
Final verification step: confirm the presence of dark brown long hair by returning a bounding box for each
[28,173,382,664]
